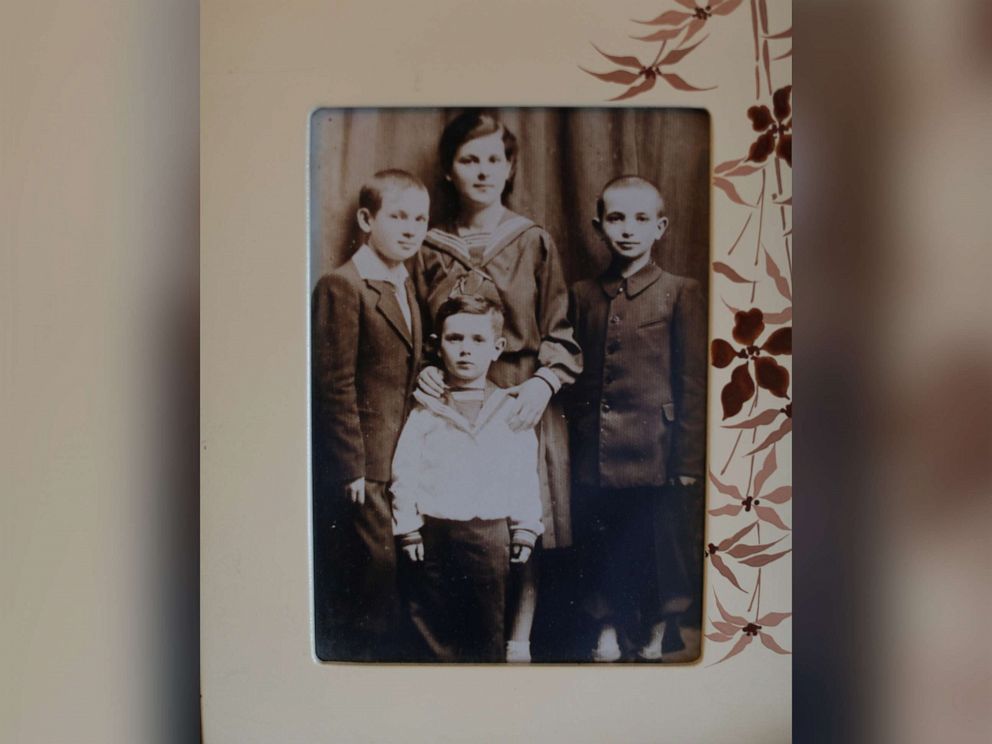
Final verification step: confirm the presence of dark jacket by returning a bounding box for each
[311,260,423,486]
[567,261,706,489]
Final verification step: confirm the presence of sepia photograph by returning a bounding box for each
[310,107,711,664]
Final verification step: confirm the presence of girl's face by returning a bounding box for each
[448,130,512,210]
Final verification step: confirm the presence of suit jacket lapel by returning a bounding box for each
[366,280,413,349]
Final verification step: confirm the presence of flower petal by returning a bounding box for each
[764,248,792,302]
[717,521,758,551]
[726,536,787,559]
[753,446,777,496]
[739,548,792,567]
[607,74,657,102]
[746,416,792,456]
[776,132,792,166]
[658,36,709,66]
[748,130,776,163]
[579,67,641,85]
[754,356,790,397]
[733,308,765,345]
[757,611,792,627]
[591,44,643,69]
[706,631,736,643]
[712,0,745,16]
[713,176,755,207]
[759,631,791,655]
[713,593,748,625]
[634,10,691,26]
[721,362,756,419]
[711,633,753,664]
[722,408,782,429]
[755,505,791,531]
[659,72,716,92]
[773,84,793,121]
[713,261,753,284]
[709,471,743,500]
[711,553,746,591]
[747,104,774,132]
[630,26,685,42]
[760,485,792,504]
[711,338,737,368]
[761,327,792,355]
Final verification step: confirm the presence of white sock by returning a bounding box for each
[637,621,665,660]
[506,640,531,663]
[592,624,622,662]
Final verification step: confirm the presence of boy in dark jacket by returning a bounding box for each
[311,170,428,661]
[567,175,707,661]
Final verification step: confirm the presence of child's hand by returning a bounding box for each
[417,366,446,399]
[402,543,424,562]
[510,544,532,564]
[506,377,552,431]
[344,477,366,505]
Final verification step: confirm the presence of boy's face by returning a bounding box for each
[594,185,668,263]
[449,131,511,210]
[357,186,430,266]
[439,312,505,385]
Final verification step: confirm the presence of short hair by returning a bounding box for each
[358,169,427,216]
[437,110,518,220]
[434,294,505,337]
[595,175,666,221]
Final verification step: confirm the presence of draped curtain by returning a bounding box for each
[309,108,710,293]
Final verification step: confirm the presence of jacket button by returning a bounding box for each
[602,402,610,412]
[609,315,620,325]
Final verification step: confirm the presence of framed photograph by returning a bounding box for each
[203,0,791,740]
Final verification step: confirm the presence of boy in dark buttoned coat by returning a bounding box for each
[311,170,429,661]
[567,175,707,662]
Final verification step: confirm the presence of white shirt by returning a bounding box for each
[351,243,412,331]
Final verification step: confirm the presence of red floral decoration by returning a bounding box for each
[747,85,792,166]
[711,308,792,419]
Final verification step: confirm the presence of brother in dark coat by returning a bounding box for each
[566,259,707,654]
[311,258,422,661]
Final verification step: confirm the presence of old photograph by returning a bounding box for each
[310,107,710,664]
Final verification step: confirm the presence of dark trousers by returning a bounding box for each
[574,483,704,651]
[313,479,399,661]
[406,517,510,663]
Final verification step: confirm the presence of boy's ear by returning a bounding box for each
[494,336,507,355]
[656,215,669,239]
[356,206,373,233]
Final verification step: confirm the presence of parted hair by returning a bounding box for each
[358,169,428,216]
[434,293,506,337]
[437,110,518,221]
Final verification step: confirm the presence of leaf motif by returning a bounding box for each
[761,327,792,355]
[758,631,791,654]
[591,44,643,69]
[706,631,735,643]
[711,553,745,591]
[725,536,786,559]
[631,26,685,42]
[764,248,792,301]
[739,548,792,567]
[708,503,744,517]
[754,356,790,397]
[774,48,793,61]
[708,471,743,501]
[713,261,752,283]
[763,306,792,324]
[723,408,782,429]
[721,362,756,419]
[754,505,791,531]
[753,446,777,496]
[608,74,657,101]
[760,485,792,504]
[673,0,698,8]
[711,338,737,368]
[725,163,766,178]
[711,620,739,635]
[579,67,641,85]
[713,176,755,207]
[682,17,707,44]
[659,72,716,92]
[658,36,708,66]
[717,521,758,551]
[757,611,792,627]
[712,633,753,664]
[715,157,743,174]
[733,308,765,345]
[765,26,793,39]
[634,10,691,26]
[714,592,747,625]
[746,416,792,455]
[712,0,745,16]
[774,195,792,206]
[762,40,772,94]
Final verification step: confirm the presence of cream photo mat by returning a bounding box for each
[201,0,792,741]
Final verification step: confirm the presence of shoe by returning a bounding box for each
[635,620,665,661]
[506,640,531,663]
[591,624,622,662]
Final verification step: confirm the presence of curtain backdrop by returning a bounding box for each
[310,108,710,293]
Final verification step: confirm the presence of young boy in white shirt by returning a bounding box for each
[391,294,543,662]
